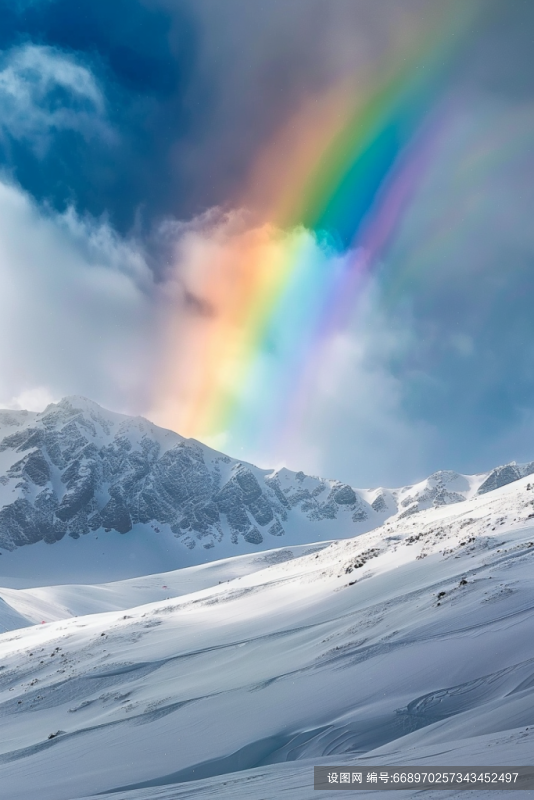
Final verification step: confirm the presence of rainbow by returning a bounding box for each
[153,3,480,457]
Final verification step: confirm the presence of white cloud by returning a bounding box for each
[4,387,58,412]
[0,178,156,415]
[0,44,112,154]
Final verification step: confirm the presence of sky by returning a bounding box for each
[0,0,533,488]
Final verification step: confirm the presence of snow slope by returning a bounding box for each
[1,471,534,799]
[0,542,330,630]
[83,733,534,800]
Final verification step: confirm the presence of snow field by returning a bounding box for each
[0,474,533,797]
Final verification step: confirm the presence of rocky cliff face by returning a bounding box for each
[0,397,378,554]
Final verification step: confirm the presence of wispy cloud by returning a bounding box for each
[0,44,112,155]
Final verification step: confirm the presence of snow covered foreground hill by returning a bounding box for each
[0,395,533,584]
[1,471,534,799]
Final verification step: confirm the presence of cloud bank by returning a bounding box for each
[0,182,434,486]
[0,178,156,415]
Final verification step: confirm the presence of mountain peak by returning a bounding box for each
[0,400,378,571]
[41,396,135,427]
[51,396,107,413]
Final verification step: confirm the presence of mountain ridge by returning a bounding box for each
[0,396,532,580]
[0,397,377,578]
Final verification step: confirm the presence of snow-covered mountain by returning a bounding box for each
[0,462,533,799]
[387,460,534,517]
[0,396,383,582]
[0,396,533,584]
